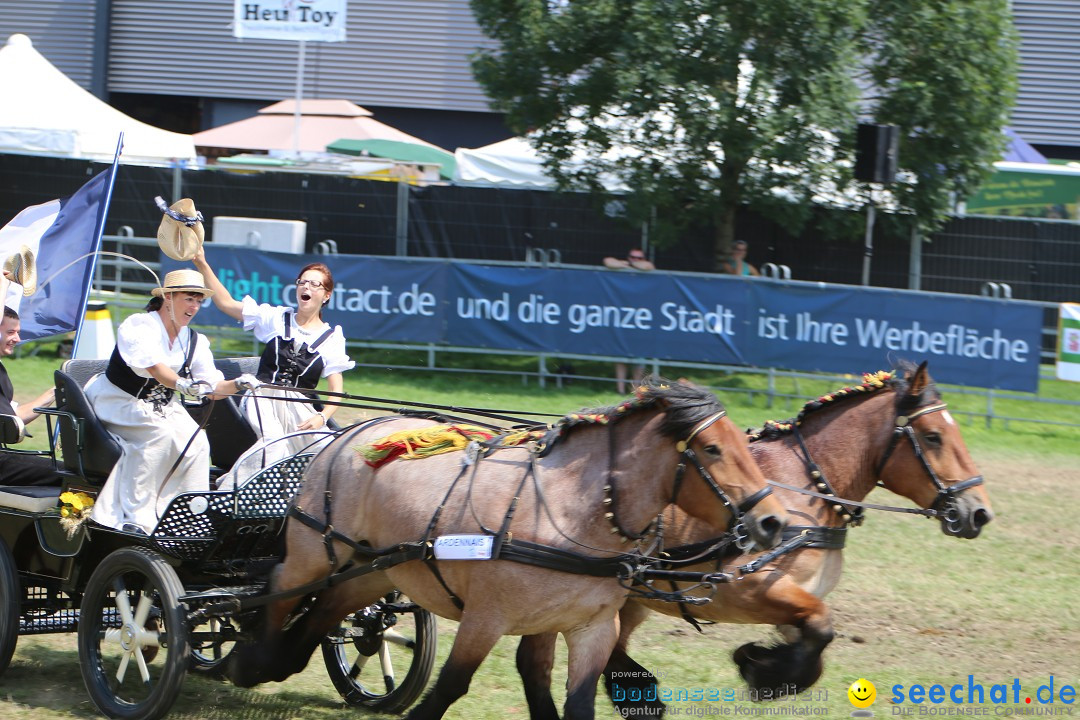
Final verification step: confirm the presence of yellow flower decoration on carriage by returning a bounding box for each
[56,491,95,538]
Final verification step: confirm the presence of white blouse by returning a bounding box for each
[240,297,355,377]
[116,311,224,385]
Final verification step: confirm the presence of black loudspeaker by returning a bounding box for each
[854,123,899,184]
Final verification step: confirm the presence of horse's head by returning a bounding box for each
[877,361,994,539]
[645,378,789,551]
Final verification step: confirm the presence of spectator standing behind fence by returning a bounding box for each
[601,248,654,394]
[723,240,760,277]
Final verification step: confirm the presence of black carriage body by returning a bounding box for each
[0,357,437,720]
[0,356,288,635]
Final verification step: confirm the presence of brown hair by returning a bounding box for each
[297,262,334,318]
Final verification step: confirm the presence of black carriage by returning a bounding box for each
[0,358,437,719]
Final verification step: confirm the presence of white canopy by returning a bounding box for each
[453,137,556,189]
[0,34,197,165]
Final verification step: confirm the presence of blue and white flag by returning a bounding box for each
[0,155,119,340]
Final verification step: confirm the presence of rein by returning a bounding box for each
[254,382,560,427]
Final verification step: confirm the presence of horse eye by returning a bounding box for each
[703,444,723,458]
[922,432,943,447]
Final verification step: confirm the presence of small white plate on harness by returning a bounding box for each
[433,534,494,560]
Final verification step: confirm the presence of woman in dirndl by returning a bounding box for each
[193,250,354,481]
[87,269,237,535]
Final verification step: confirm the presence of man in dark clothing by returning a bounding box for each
[0,305,60,486]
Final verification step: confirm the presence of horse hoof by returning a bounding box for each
[733,641,822,697]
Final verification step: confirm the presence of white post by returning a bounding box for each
[908,226,922,290]
[293,40,306,157]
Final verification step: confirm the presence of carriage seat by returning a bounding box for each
[53,369,122,485]
[0,414,62,511]
[0,485,62,513]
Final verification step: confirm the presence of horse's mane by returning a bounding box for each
[748,361,941,441]
[550,375,725,441]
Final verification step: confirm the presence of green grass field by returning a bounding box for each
[0,347,1077,719]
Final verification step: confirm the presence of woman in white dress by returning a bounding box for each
[87,269,239,535]
[192,251,354,479]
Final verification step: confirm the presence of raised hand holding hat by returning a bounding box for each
[3,245,37,296]
[155,196,205,261]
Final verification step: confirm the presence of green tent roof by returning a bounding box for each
[326,138,456,179]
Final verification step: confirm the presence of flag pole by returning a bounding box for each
[71,132,123,357]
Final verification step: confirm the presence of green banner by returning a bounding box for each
[967,166,1080,220]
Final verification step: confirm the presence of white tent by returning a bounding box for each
[453,136,630,191]
[453,137,555,189]
[0,34,197,165]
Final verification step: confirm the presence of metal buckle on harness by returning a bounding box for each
[463,440,482,466]
[732,521,753,551]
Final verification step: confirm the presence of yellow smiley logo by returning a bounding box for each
[848,678,877,708]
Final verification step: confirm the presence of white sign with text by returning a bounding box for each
[234,0,347,42]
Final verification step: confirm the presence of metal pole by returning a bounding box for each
[908,226,922,290]
[395,180,409,256]
[172,165,182,206]
[293,40,306,157]
[861,202,876,286]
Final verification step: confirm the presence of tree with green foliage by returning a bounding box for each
[471,0,1017,272]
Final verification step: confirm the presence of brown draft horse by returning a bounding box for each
[515,361,994,719]
[224,378,790,720]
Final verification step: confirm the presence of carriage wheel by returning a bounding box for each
[188,616,235,675]
[78,547,190,720]
[321,592,437,713]
[0,537,20,677]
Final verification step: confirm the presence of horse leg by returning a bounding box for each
[227,559,314,687]
[562,618,619,720]
[516,633,562,720]
[405,610,504,720]
[602,601,665,718]
[262,573,396,684]
[731,587,834,695]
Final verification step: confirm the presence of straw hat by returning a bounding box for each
[151,269,214,298]
[155,196,205,261]
[3,245,37,296]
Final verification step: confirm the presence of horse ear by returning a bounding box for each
[907,361,931,396]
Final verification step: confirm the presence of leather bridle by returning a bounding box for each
[874,402,985,533]
[671,411,773,550]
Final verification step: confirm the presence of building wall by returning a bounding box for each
[1010,1,1080,153]
[5,2,1080,153]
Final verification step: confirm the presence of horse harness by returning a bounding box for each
[285,410,770,610]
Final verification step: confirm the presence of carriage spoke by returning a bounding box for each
[383,628,414,648]
[378,639,396,691]
[134,644,152,684]
[116,650,131,683]
[132,592,154,628]
[112,577,134,625]
[348,651,371,680]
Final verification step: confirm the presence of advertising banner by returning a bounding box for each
[1057,303,1080,382]
[177,248,1043,392]
[233,0,348,42]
